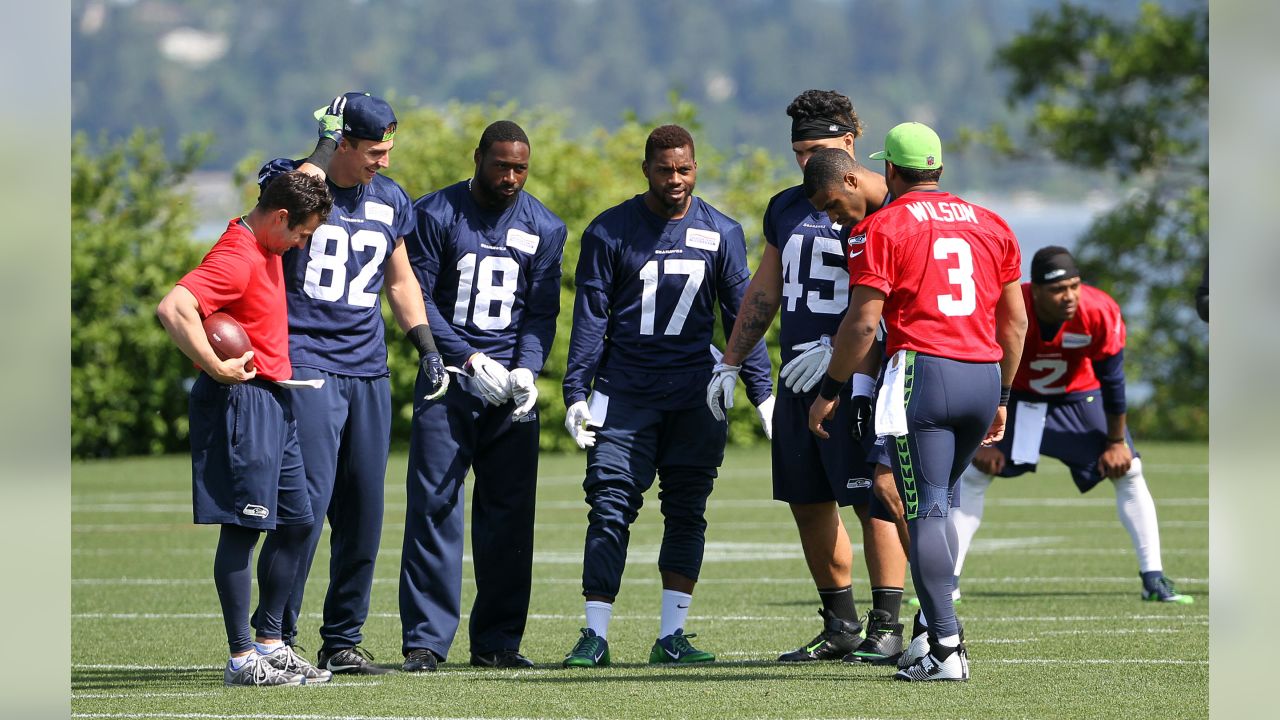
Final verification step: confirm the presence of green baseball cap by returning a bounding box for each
[868,122,942,171]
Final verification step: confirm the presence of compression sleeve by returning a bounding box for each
[1094,350,1127,416]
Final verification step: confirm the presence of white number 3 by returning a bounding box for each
[933,237,976,317]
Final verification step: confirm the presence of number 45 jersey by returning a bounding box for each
[1012,282,1125,397]
[260,158,416,377]
[404,181,567,371]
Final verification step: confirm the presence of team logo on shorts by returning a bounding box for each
[242,504,269,519]
[846,477,872,490]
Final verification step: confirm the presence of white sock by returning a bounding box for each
[253,640,283,655]
[659,589,693,638]
[585,600,613,639]
[935,633,960,648]
[1113,458,1163,573]
[230,654,253,669]
[953,465,993,578]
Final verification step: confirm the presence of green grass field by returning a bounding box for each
[72,442,1207,720]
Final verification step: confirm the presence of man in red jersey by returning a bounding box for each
[157,171,334,687]
[802,124,1028,682]
[950,246,1194,604]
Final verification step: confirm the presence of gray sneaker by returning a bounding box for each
[258,644,332,684]
[224,653,304,687]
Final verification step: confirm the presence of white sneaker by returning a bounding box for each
[224,653,305,687]
[258,644,332,684]
[893,645,968,682]
[897,630,929,669]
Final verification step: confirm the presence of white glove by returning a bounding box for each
[564,400,597,449]
[779,335,833,393]
[706,362,741,421]
[467,353,511,406]
[508,368,538,422]
[756,394,775,440]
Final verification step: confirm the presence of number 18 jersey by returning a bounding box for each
[260,158,416,377]
[848,189,1021,362]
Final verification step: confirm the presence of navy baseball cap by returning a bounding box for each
[342,92,397,142]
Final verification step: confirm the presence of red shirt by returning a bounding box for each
[1012,283,1125,395]
[177,219,292,381]
[848,190,1021,362]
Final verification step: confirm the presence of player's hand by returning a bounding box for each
[314,95,346,143]
[807,395,839,439]
[466,353,511,406]
[508,368,538,422]
[706,362,742,421]
[420,351,449,401]
[564,400,596,449]
[755,395,775,440]
[779,335,833,393]
[972,445,1006,475]
[849,394,873,441]
[982,406,1007,446]
[871,462,911,553]
[210,351,256,385]
[1097,440,1133,479]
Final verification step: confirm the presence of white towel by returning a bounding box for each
[274,378,325,390]
[586,391,609,427]
[874,350,910,437]
[1010,400,1049,465]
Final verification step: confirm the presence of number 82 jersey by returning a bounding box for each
[261,158,416,377]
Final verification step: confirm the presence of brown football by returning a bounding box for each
[202,312,254,370]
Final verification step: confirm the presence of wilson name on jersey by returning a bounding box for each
[260,158,416,377]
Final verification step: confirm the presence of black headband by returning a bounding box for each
[791,116,858,143]
[1031,250,1081,285]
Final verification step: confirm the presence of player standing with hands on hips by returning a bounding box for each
[399,121,567,671]
[157,172,334,686]
[252,93,450,676]
[561,125,773,667]
[804,124,1028,682]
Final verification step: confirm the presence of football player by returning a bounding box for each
[398,120,567,671]
[806,125,1028,682]
[711,89,908,665]
[561,125,773,667]
[950,246,1194,604]
[252,93,448,675]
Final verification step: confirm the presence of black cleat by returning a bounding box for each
[318,645,392,675]
[471,649,534,668]
[402,648,439,673]
[844,609,905,665]
[777,609,862,662]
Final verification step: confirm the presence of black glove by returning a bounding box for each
[407,325,449,400]
[850,394,873,441]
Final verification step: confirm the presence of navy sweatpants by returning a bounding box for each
[399,371,540,659]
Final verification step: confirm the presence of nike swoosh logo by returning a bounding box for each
[664,647,681,659]
[848,250,864,259]
[676,604,689,609]
[326,662,361,672]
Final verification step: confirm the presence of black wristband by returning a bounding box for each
[304,137,338,173]
[406,324,438,356]
[818,373,846,401]
[998,386,1012,407]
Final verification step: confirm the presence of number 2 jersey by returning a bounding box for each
[259,157,415,377]
[848,189,1021,362]
[1011,282,1125,396]
[403,181,567,372]
[563,194,772,410]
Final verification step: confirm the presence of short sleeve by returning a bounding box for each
[392,187,416,241]
[1000,230,1022,285]
[1091,291,1127,357]
[848,223,892,295]
[761,193,782,249]
[176,238,254,317]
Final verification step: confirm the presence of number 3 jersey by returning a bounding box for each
[1011,282,1125,396]
[849,189,1021,362]
[563,194,772,409]
[403,181,567,372]
[260,157,416,377]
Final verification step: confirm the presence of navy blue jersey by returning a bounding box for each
[403,181,567,372]
[564,195,772,409]
[259,158,416,377]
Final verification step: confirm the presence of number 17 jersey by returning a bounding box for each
[260,157,416,377]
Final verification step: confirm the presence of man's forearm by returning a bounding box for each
[725,287,779,364]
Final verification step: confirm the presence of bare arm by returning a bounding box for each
[986,280,1030,444]
[156,285,254,384]
[383,239,429,333]
[722,243,783,366]
[826,285,886,384]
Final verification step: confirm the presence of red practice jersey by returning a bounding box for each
[848,190,1021,362]
[1012,283,1125,396]
[177,219,292,381]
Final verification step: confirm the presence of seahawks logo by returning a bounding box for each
[848,233,867,259]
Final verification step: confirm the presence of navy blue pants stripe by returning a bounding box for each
[400,373,540,659]
[581,397,724,599]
